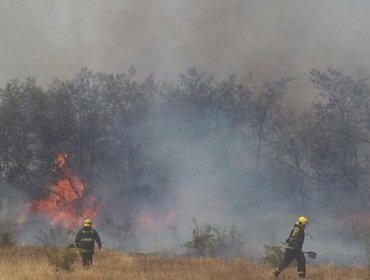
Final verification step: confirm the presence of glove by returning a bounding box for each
[285,240,298,250]
[98,244,102,250]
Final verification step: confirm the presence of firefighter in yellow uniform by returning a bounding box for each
[75,219,102,267]
[273,216,308,278]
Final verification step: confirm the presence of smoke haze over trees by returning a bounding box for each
[1,66,370,261]
[3,0,370,263]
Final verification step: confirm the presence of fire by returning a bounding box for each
[135,210,177,232]
[165,210,177,225]
[341,212,370,228]
[31,152,101,228]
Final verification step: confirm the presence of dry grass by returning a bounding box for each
[0,246,368,280]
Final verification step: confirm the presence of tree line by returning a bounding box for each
[1,66,370,224]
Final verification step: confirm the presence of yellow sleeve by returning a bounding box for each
[291,227,301,238]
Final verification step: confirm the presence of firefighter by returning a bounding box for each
[273,216,308,278]
[75,218,102,268]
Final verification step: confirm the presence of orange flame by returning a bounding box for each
[31,153,101,228]
[135,210,177,232]
[341,212,370,228]
[165,210,177,225]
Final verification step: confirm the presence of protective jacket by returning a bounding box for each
[285,224,305,250]
[75,226,102,253]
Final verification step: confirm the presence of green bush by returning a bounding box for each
[45,247,78,272]
[184,223,222,257]
[0,231,15,247]
[36,226,78,271]
[260,245,284,267]
[184,218,245,258]
[0,223,17,247]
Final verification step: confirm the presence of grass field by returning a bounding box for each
[0,246,368,280]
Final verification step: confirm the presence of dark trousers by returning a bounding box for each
[81,252,93,267]
[276,249,306,278]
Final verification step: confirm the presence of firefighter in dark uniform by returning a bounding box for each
[274,216,308,278]
[75,219,102,267]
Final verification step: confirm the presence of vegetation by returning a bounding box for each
[0,230,16,247]
[260,244,284,267]
[0,245,367,280]
[1,66,370,268]
[341,213,370,272]
[44,246,78,272]
[184,223,223,257]
[1,67,370,222]
[184,218,245,259]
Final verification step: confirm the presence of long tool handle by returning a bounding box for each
[275,244,317,259]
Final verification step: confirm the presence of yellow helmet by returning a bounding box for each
[296,216,308,226]
[83,219,93,227]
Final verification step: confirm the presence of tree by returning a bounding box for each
[0,78,50,194]
[307,67,370,211]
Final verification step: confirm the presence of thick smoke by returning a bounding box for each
[1,0,369,264]
[2,0,370,105]
[93,106,364,263]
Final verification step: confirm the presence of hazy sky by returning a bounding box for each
[2,0,370,104]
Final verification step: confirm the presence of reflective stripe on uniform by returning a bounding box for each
[80,248,94,253]
[81,238,94,242]
[291,227,300,237]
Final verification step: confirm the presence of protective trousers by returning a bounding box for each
[81,252,93,268]
[275,249,306,278]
